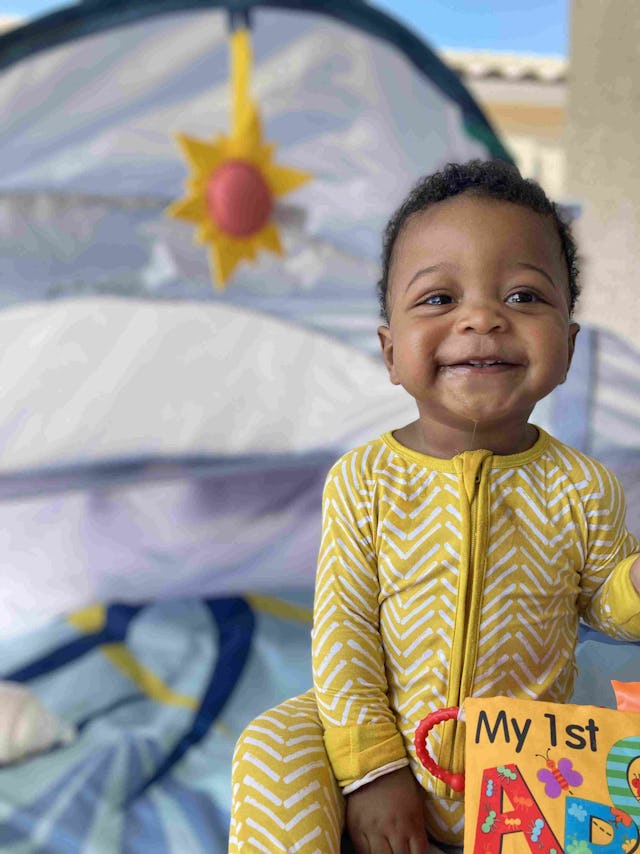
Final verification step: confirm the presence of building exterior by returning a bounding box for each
[444,22,639,348]
[442,48,568,203]
[0,16,19,32]
[564,0,640,348]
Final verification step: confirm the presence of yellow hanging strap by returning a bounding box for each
[229,28,261,153]
[231,28,250,135]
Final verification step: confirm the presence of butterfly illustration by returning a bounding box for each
[536,749,583,797]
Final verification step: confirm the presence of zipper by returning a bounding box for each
[438,452,490,795]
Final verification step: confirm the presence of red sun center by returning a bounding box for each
[206,159,273,237]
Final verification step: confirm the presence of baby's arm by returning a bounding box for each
[312,457,406,781]
[312,455,428,852]
[577,463,640,637]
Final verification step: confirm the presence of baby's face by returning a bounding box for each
[378,194,579,438]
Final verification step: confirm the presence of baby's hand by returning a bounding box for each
[345,765,429,854]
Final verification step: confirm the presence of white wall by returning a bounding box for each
[566,0,640,345]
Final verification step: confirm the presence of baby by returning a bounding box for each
[229,160,640,853]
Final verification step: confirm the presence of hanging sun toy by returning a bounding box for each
[167,20,311,288]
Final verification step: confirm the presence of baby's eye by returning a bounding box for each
[421,293,454,306]
[506,291,539,304]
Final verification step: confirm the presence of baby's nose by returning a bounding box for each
[457,301,507,334]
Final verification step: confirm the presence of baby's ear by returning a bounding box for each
[377,325,399,384]
[560,322,580,384]
[566,322,580,373]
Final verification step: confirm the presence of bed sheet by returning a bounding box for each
[0,591,313,853]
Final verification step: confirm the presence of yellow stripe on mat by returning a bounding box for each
[67,605,197,710]
[101,644,198,710]
[67,604,107,633]
[246,594,312,623]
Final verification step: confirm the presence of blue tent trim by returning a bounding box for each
[0,0,512,163]
[130,597,255,801]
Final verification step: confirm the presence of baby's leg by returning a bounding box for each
[229,688,345,853]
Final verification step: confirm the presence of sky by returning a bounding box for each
[0,0,569,56]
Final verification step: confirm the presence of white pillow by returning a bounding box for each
[0,297,415,473]
[0,681,75,765]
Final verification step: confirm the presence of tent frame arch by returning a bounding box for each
[0,0,512,161]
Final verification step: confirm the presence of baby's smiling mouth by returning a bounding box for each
[439,357,522,373]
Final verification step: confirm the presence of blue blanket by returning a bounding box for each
[0,593,313,853]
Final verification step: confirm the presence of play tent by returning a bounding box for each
[0,1,638,850]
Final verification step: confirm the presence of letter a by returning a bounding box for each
[472,765,563,853]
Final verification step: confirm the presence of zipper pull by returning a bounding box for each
[460,450,492,502]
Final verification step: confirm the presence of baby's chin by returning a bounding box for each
[439,400,536,440]
[446,396,523,428]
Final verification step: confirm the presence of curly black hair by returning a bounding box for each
[377,159,580,323]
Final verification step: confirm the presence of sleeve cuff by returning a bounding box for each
[601,554,640,632]
[323,723,407,788]
[342,758,410,795]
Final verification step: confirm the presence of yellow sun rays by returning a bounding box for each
[167,28,311,288]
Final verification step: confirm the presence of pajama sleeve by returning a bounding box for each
[576,459,640,639]
[312,454,407,789]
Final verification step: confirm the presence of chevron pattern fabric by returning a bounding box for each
[229,690,344,853]
[230,429,640,850]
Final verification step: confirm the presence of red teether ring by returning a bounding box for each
[414,706,465,792]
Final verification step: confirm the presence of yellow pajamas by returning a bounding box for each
[230,429,640,851]
[229,690,344,853]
